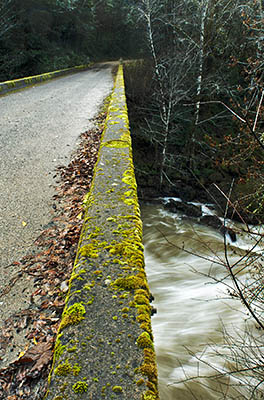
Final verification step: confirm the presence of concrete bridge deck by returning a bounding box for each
[0,64,159,399]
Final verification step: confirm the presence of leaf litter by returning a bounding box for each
[0,109,108,399]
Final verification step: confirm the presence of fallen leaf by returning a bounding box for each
[14,342,53,373]
[0,119,104,397]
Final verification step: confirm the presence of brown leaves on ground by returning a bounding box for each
[14,342,52,373]
[0,111,107,399]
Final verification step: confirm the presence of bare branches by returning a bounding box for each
[159,189,264,397]
[174,328,264,399]
[253,90,264,132]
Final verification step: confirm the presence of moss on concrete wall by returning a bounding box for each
[44,65,159,400]
[0,64,92,96]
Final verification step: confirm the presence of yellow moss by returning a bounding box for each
[140,322,152,334]
[124,189,133,197]
[136,332,154,350]
[54,359,72,376]
[142,390,159,400]
[60,303,86,331]
[67,346,77,353]
[141,348,158,382]
[113,275,146,290]
[122,170,137,187]
[103,140,129,148]
[72,381,88,394]
[137,313,150,324]
[135,289,147,295]
[112,386,123,393]
[92,270,103,275]
[69,269,86,282]
[137,305,151,315]
[134,294,149,305]
[146,381,157,392]
[124,198,136,206]
[53,334,66,359]
[80,242,99,258]
[107,236,144,269]
[107,217,117,222]
[72,364,81,376]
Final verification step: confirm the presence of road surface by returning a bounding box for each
[0,62,114,366]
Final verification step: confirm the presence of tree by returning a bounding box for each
[133,2,264,396]
[0,0,16,38]
[0,0,144,81]
[129,0,264,215]
[136,0,200,188]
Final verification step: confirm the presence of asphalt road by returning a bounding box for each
[0,63,114,366]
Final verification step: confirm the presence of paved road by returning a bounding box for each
[0,63,114,365]
[0,63,113,271]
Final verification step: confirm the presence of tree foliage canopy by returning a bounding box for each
[123,0,264,223]
[0,0,145,80]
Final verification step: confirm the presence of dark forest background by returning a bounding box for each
[1,0,264,222]
[0,0,145,80]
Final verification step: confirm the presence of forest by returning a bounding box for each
[1,1,264,398]
[1,0,263,225]
[123,0,264,226]
[0,0,144,80]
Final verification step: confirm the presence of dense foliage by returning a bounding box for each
[123,3,264,398]
[0,0,145,80]
[124,0,264,222]
[1,1,264,397]
[1,0,263,220]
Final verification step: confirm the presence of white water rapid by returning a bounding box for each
[142,202,264,400]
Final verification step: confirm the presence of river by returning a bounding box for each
[142,201,264,400]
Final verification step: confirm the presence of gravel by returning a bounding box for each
[0,62,114,366]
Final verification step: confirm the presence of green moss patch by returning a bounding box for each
[44,64,159,400]
[60,303,86,331]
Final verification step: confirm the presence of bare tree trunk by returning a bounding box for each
[139,0,171,189]
[194,0,209,127]
[159,96,172,187]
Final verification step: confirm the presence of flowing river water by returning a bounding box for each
[141,201,264,400]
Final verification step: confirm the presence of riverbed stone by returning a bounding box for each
[199,215,236,242]
[164,199,202,217]
[200,215,223,229]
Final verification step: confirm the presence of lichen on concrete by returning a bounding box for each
[44,65,159,400]
[0,64,92,96]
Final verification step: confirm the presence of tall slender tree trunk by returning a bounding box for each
[194,0,209,127]
[141,0,170,189]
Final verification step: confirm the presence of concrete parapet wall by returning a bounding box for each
[0,64,91,95]
[44,65,159,400]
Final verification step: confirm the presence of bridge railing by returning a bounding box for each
[0,64,91,95]
[44,65,159,400]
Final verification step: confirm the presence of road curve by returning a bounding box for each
[0,63,114,364]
